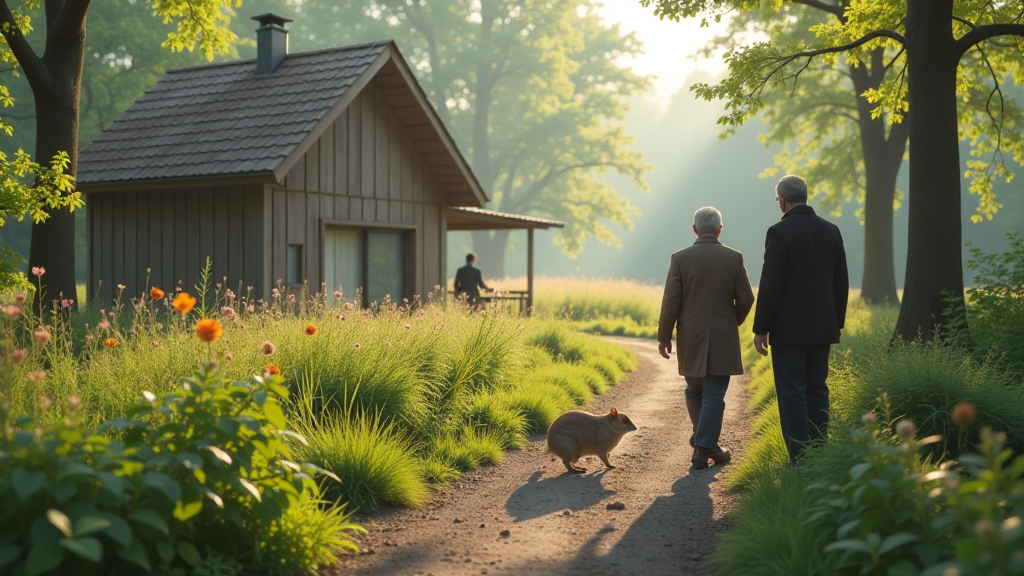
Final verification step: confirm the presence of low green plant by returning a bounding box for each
[963,233,1024,375]
[0,365,344,575]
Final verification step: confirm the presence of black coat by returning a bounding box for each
[454,264,489,301]
[752,205,849,345]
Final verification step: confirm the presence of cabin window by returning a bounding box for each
[324,228,408,307]
[286,244,303,286]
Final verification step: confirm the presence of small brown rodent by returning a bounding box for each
[546,407,638,473]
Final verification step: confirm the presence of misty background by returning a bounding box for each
[448,73,1024,287]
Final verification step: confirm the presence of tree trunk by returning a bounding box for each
[894,0,966,341]
[27,12,87,311]
[470,229,510,279]
[850,54,904,305]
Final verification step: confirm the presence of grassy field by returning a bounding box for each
[499,276,663,338]
[0,279,638,575]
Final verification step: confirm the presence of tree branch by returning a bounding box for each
[791,0,844,20]
[52,0,91,42]
[737,30,905,115]
[955,23,1024,58]
[0,0,47,87]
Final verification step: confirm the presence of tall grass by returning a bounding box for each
[0,282,637,518]
[716,295,1024,574]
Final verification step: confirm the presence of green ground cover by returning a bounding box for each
[0,273,637,575]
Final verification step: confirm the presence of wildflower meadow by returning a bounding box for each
[0,264,638,575]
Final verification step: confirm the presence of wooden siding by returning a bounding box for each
[274,77,449,299]
[87,185,265,303]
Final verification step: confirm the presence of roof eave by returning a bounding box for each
[78,170,278,193]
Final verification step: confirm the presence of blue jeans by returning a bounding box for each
[771,344,831,461]
[684,375,730,450]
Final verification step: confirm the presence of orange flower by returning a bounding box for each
[305,324,317,336]
[264,364,280,376]
[196,318,223,343]
[173,292,196,314]
[103,338,117,348]
[150,287,165,300]
[951,402,977,428]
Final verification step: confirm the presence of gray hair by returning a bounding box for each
[693,206,723,235]
[776,175,808,204]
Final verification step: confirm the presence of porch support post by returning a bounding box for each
[527,228,534,316]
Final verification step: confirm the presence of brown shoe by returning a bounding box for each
[691,447,714,469]
[711,446,731,464]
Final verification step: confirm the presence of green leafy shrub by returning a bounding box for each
[964,233,1024,374]
[807,414,1024,576]
[0,365,345,575]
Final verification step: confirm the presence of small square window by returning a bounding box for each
[287,245,303,286]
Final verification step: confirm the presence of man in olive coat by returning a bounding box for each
[658,206,755,469]
[753,175,849,462]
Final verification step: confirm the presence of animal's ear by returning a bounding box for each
[609,407,618,416]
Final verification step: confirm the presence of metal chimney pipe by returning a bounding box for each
[252,13,293,77]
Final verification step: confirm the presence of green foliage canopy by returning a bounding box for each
[644,0,1024,224]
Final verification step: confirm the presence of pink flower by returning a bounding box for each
[428,292,434,299]
[225,289,236,301]
[272,289,280,298]
[41,395,53,406]
[334,291,343,299]
[337,314,345,321]
[221,306,236,321]
[98,320,110,330]
[354,342,361,349]
[27,371,46,383]
[33,329,50,344]
[287,294,296,303]
[31,267,44,277]
[85,335,93,342]
[11,349,27,363]
[262,341,276,356]
[60,299,73,309]
[152,340,163,349]
[2,305,21,318]
[67,395,80,408]
[14,293,25,303]
[343,302,354,310]
[117,284,126,291]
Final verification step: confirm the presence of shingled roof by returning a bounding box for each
[77,41,488,206]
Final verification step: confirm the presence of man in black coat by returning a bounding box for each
[454,253,492,306]
[753,175,849,461]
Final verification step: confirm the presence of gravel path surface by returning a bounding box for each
[329,338,751,576]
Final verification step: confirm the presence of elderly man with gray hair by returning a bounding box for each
[658,206,755,469]
[753,175,849,462]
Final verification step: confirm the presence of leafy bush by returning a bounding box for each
[0,365,347,575]
[964,233,1024,374]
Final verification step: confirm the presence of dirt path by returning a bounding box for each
[330,338,751,576]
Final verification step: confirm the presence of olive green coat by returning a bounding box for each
[658,236,755,377]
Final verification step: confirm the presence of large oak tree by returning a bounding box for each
[646,0,1024,341]
[0,0,242,306]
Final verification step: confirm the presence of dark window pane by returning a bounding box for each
[366,231,405,305]
[287,245,303,286]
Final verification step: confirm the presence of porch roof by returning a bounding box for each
[446,207,565,231]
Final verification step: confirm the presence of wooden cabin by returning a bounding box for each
[78,14,561,307]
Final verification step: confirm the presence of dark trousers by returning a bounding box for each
[771,344,831,461]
